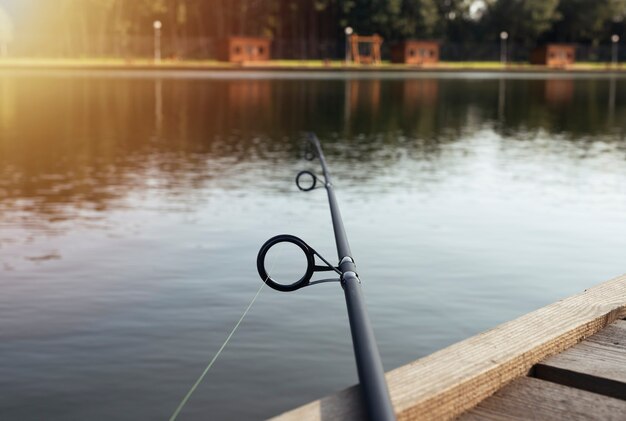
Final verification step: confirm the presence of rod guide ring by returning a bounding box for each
[256,234,315,292]
[296,170,318,192]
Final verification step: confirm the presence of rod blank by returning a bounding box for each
[307,133,396,421]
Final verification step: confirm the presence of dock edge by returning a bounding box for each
[270,274,626,420]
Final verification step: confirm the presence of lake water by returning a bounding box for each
[2,70,626,420]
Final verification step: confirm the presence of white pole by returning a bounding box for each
[612,34,620,67]
[153,21,162,64]
[345,27,353,65]
[500,31,508,66]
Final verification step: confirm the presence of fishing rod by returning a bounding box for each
[256,134,396,421]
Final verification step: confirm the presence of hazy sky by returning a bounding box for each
[0,0,30,17]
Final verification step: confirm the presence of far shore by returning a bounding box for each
[0,58,626,74]
[1,58,626,74]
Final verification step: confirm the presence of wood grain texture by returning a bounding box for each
[534,320,626,400]
[457,376,626,421]
[270,274,626,421]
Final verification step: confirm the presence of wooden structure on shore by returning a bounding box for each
[391,41,440,65]
[349,34,383,65]
[271,274,626,420]
[218,37,271,63]
[531,44,576,68]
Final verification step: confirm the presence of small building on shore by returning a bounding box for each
[0,6,13,57]
[530,44,575,68]
[391,41,440,65]
[218,37,271,63]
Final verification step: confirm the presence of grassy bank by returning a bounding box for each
[0,58,624,72]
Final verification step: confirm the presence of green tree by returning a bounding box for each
[482,0,560,45]
[435,0,476,41]
[550,0,626,44]
[342,0,440,40]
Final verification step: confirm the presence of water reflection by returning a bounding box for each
[498,78,506,122]
[1,75,626,239]
[544,78,574,104]
[155,79,163,137]
[609,76,617,124]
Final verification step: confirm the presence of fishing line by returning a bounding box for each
[168,280,266,421]
[169,168,306,420]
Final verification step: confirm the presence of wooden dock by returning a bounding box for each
[459,320,626,420]
[271,274,626,420]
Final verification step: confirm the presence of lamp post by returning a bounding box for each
[500,31,509,66]
[153,20,162,64]
[345,26,353,65]
[612,34,620,67]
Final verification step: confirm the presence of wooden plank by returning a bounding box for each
[458,376,626,421]
[271,274,626,421]
[583,319,626,350]
[534,320,626,400]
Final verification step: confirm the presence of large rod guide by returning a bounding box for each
[256,134,396,421]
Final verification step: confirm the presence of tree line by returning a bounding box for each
[19,0,626,57]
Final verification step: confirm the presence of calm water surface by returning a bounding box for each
[2,71,626,420]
